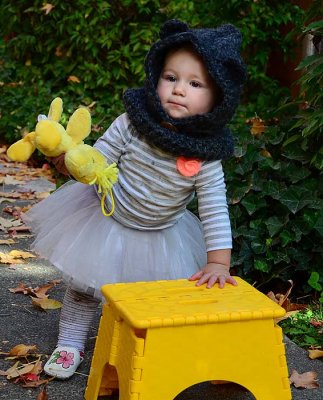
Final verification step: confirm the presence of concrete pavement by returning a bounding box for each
[0,161,322,400]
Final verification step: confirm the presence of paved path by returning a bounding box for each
[0,160,322,399]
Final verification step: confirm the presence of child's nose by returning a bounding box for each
[173,81,185,96]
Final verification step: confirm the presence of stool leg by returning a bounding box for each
[85,304,118,399]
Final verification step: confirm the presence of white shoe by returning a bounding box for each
[44,346,84,379]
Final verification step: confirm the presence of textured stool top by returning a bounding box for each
[101,277,285,329]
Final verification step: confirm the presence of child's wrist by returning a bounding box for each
[206,261,230,269]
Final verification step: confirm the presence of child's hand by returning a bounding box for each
[48,154,70,176]
[189,263,237,289]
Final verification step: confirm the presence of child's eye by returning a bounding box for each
[164,75,176,82]
[190,81,202,88]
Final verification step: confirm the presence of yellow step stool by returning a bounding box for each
[85,277,291,400]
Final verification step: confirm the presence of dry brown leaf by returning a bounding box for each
[267,281,308,314]
[3,176,26,185]
[260,149,272,158]
[8,250,36,259]
[0,239,16,245]
[289,369,319,389]
[9,344,37,357]
[246,116,266,137]
[37,385,49,400]
[50,279,62,285]
[33,283,55,299]
[0,252,24,264]
[9,281,58,298]
[40,3,54,14]
[35,192,51,199]
[308,349,323,360]
[9,233,33,239]
[9,282,28,294]
[0,198,15,204]
[8,225,31,234]
[0,361,19,376]
[67,75,81,83]
[23,377,54,388]
[0,216,22,230]
[6,362,35,379]
[309,319,323,327]
[32,297,63,311]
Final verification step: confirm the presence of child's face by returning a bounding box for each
[157,48,216,119]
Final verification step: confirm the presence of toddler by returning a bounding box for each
[24,19,246,378]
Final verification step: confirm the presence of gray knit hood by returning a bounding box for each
[123,19,246,161]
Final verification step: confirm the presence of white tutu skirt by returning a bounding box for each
[24,182,207,299]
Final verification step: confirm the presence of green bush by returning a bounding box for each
[0,0,304,142]
[225,109,322,297]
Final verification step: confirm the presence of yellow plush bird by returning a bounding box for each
[7,97,118,216]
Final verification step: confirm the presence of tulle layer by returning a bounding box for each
[24,182,207,299]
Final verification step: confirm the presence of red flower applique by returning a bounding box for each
[176,157,201,177]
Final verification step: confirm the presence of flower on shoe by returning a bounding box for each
[56,350,75,369]
[176,156,201,177]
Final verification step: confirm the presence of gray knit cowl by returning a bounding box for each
[123,19,247,161]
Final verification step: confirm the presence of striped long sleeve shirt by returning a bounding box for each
[94,113,232,251]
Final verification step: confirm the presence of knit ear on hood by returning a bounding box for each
[123,19,247,161]
[159,20,189,39]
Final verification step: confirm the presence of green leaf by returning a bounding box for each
[241,195,267,215]
[313,210,323,235]
[251,240,266,254]
[254,259,270,272]
[262,181,286,200]
[308,272,322,291]
[265,216,284,237]
[282,146,308,162]
[279,230,294,247]
[302,20,323,33]
[228,184,252,204]
[279,162,311,183]
[295,54,323,70]
[278,187,312,214]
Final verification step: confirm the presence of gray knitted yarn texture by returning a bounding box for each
[123,19,247,161]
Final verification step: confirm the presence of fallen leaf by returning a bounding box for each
[6,362,35,379]
[32,297,63,311]
[0,198,15,204]
[0,216,22,230]
[0,361,19,376]
[309,320,323,327]
[49,279,62,285]
[9,282,28,294]
[0,239,16,245]
[8,250,36,259]
[9,344,37,357]
[35,192,51,199]
[8,225,31,233]
[3,176,26,185]
[37,385,49,399]
[0,252,24,264]
[308,349,323,360]
[23,377,54,388]
[33,283,55,299]
[289,369,319,389]
[267,281,308,313]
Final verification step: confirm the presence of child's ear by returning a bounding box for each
[160,19,189,39]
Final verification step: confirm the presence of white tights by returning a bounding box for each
[57,286,100,352]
